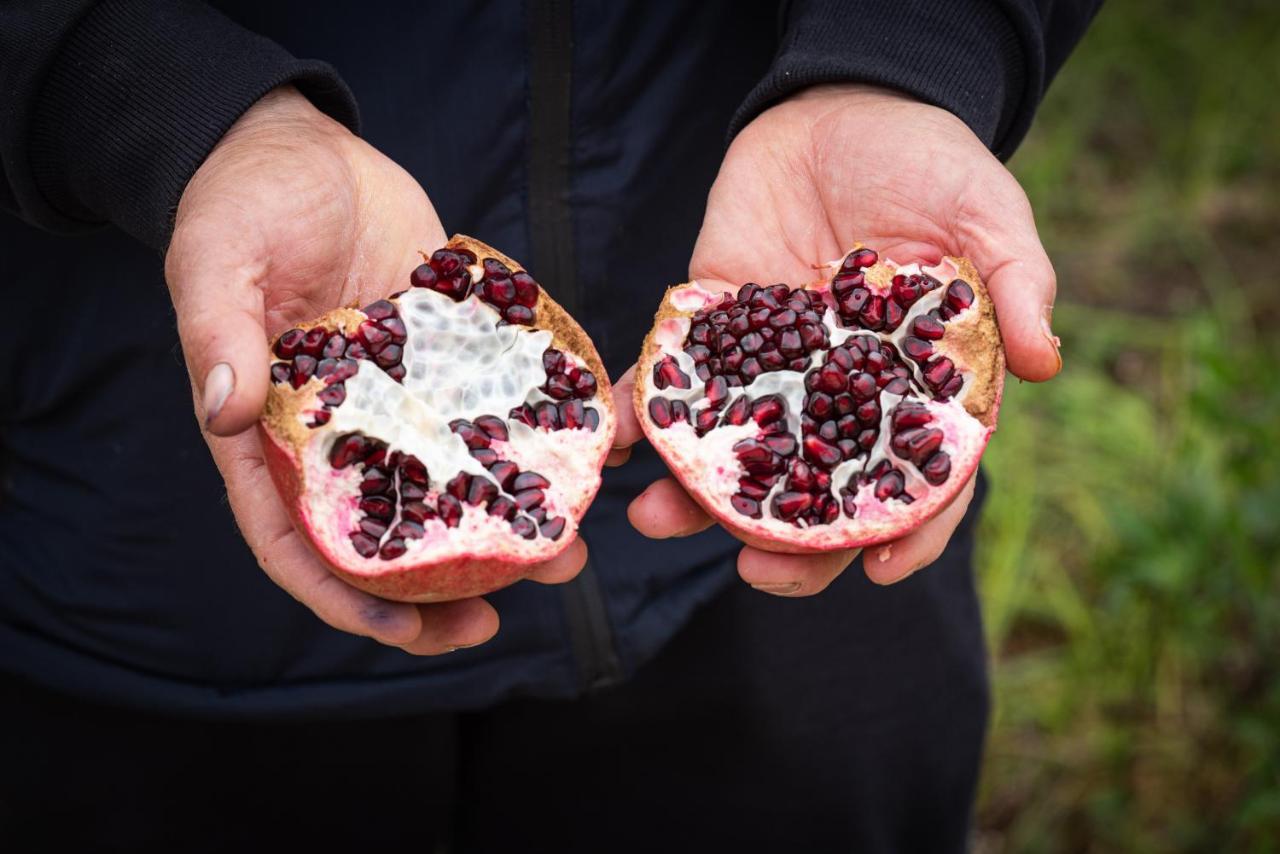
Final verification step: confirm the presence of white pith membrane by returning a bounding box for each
[641,256,993,549]
[285,284,610,573]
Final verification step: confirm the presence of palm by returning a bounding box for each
[692,87,982,289]
[165,90,584,653]
[628,84,1062,592]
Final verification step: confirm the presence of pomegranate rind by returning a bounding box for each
[260,235,616,602]
[635,247,1003,554]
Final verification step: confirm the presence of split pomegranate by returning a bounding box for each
[636,246,1003,553]
[260,235,616,601]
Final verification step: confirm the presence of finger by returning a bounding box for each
[737,546,859,597]
[166,228,272,436]
[956,169,1062,382]
[863,474,977,585]
[525,536,589,585]
[627,477,715,539]
[611,365,645,451]
[397,598,500,655]
[606,447,632,467]
[208,430,424,645]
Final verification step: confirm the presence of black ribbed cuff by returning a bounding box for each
[26,0,359,249]
[730,0,1042,159]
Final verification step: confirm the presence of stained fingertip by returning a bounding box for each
[737,547,856,597]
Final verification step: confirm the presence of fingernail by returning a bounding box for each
[202,362,235,426]
[1041,305,1062,369]
[751,582,802,596]
[877,545,892,563]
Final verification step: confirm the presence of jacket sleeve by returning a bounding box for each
[0,0,359,249]
[730,0,1105,159]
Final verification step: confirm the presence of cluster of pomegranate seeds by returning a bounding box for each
[507,347,603,432]
[675,282,831,390]
[411,249,540,326]
[648,247,978,528]
[270,298,408,427]
[331,427,566,560]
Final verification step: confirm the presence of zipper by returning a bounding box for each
[526,0,623,691]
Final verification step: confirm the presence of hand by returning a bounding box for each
[615,84,1061,594]
[165,87,591,653]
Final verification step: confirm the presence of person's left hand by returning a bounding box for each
[612,84,1062,595]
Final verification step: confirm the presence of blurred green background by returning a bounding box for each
[974,1,1280,850]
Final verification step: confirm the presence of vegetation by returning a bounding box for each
[975,2,1280,850]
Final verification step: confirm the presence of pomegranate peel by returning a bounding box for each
[635,245,1003,555]
[261,235,616,602]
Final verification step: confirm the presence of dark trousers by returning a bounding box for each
[0,546,988,853]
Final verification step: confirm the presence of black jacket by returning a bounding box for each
[0,0,1101,718]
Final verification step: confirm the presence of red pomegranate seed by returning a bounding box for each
[540,517,566,540]
[359,467,391,494]
[438,494,463,527]
[514,488,546,511]
[360,495,394,519]
[488,496,518,521]
[485,461,517,491]
[849,372,876,400]
[289,355,317,389]
[380,316,407,344]
[772,491,812,520]
[359,517,389,539]
[378,538,407,560]
[400,501,435,524]
[838,287,870,316]
[270,363,291,384]
[409,263,438,289]
[300,328,327,356]
[856,399,880,424]
[923,358,955,388]
[648,397,674,428]
[395,457,425,486]
[274,328,305,358]
[763,434,797,456]
[654,357,691,390]
[730,494,762,518]
[906,428,944,465]
[922,451,951,485]
[751,395,785,424]
[944,280,974,312]
[504,305,535,325]
[572,370,597,399]
[471,415,508,442]
[512,272,539,307]
[511,516,538,539]
[350,532,380,557]
[816,363,845,394]
[720,395,751,426]
[511,471,549,492]
[940,375,964,398]
[902,337,934,361]
[844,248,878,270]
[535,401,561,430]
[467,478,499,506]
[874,470,905,501]
[392,520,426,540]
[322,333,347,359]
[884,300,904,331]
[802,435,842,467]
[329,434,371,468]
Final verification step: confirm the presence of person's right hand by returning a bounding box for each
[165,87,591,654]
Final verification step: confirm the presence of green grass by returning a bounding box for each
[975,2,1280,850]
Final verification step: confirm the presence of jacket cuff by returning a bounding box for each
[25,0,359,249]
[730,0,1040,159]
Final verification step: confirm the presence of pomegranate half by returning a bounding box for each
[260,235,616,601]
[636,246,1003,554]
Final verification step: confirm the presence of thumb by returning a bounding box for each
[956,170,1062,382]
[166,232,271,436]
